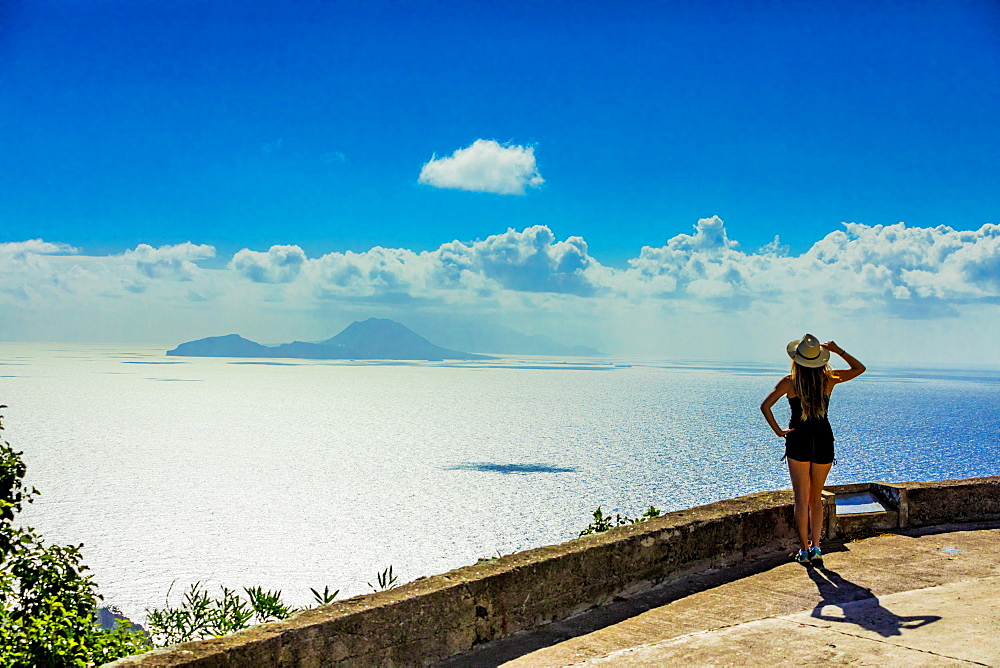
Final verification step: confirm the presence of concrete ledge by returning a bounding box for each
[107,476,1000,667]
[900,476,1000,527]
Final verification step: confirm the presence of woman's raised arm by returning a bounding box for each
[823,341,866,383]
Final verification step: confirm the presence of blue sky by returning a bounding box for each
[2,0,999,360]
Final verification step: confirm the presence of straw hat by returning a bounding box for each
[786,334,830,368]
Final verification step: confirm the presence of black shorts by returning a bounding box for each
[784,427,835,465]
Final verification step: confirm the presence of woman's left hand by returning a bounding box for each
[822,341,844,356]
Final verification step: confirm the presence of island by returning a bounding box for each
[166,318,492,361]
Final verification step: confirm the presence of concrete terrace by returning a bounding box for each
[446,522,1000,666]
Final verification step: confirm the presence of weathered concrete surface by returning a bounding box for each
[450,522,1000,667]
[584,578,1000,666]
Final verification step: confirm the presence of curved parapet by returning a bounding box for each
[107,476,1000,667]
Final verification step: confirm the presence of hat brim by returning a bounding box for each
[786,339,830,368]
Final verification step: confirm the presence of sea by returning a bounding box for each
[1,343,998,623]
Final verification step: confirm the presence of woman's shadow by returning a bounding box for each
[806,564,940,637]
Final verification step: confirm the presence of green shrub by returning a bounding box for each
[367,565,397,592]
[143,582,343,646]
[579,505,661,537]
[0,405,150,667]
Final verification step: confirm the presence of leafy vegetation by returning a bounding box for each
[146,583,293,645]
[144,581,349,645]
[0,405,151,667]
[578,505,661,537]
[367,565,398,592]
[309,585,340,606]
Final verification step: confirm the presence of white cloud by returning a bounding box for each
[215,218,1000,319]
[0,239,78,259]
[619,218,1000,314]
[625,216,753,300]
[235,226,602,303]
[231,245,306,284]
[308,246,430,300]
[417,139,544,195]
[124,242,215,281]
[432,226,598,295]
[6,222,998,313]
[801,222,1000,302]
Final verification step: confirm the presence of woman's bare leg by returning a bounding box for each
[787,458,812,550]
[808,462,833,547]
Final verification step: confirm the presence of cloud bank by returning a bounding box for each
[2,218,998,361]
[418,140,544,195]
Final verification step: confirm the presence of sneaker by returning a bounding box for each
[808,546,823,563]
[794,549,811,564]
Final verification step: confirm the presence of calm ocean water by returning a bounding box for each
[1,343,998,622]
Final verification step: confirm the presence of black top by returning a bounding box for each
[788,394,831,425]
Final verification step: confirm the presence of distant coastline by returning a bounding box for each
[167,318,490,361]
[166,317,606,362]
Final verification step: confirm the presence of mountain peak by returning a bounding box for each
[322,318,475,360]
[347,318,414,333]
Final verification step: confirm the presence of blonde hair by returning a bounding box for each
[791,362,831,420]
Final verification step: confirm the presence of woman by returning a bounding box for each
[760,334,865,564]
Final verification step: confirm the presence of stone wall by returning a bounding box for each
[107,476,1000,667]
